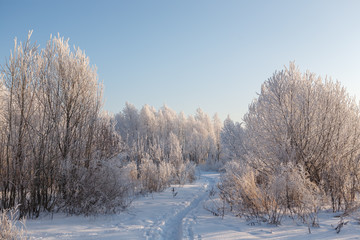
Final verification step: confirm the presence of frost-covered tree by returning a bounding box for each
[114,104,217,190]
[0,31,40,215]
[243,63,360,210]
[221,116,245,161]
[220,62,360,224]
[115,104,221,166]
[212,113,222,162]
[0,32,126,216]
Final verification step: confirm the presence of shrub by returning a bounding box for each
[219,160,321,225]
[0,208,28,240]
[140,157,160,192]
[158,161,175,190]
[59,158,135,215]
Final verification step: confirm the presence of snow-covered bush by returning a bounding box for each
[180,160,196,184]
[158,161,175,190]
[140,157,160,193]
[121,161,139,195]
[0,208,27,240]
[266,163,321,225]
[219,160,322,225]
[219,161,267,221]
[199,157,227,171]
[59,158,135,215]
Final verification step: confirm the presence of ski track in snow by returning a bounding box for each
[181,175,216,240]
[144,173,217,240]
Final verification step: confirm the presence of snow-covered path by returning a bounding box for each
[26,171,360,239]
[26,172,219,240]
[144,173,217,240]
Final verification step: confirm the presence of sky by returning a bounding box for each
[1,0,360,122]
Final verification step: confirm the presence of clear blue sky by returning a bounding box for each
[1,0,360,122]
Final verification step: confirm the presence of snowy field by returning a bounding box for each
[26,172,360,239]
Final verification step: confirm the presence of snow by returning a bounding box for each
[26,172,360,239]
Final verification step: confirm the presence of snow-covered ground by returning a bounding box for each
[26,172,360,239]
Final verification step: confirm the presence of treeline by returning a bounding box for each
[115,103,223,166]
[219,63,360,225]
[113,103,225,192]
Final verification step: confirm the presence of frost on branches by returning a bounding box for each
[220,62,360,225]
[114,105,220,192]
[0,32,129,216]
